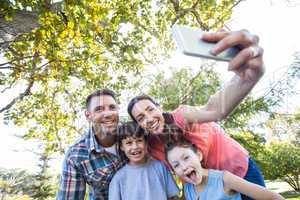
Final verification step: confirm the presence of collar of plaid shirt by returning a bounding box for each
[87,128,106,153]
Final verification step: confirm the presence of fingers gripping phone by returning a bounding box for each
[172,25,240,61]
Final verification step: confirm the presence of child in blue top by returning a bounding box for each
[165,137,284,200]
[108,122,179,200]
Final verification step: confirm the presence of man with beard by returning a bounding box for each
[57,89,125,200]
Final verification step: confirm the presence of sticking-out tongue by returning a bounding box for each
[189,171,198,183]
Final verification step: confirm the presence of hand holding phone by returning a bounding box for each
[172,25,240,61]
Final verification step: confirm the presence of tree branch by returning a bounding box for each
[213,0,244,29]
[0,2,63,48]
[49,90,65,154]
[284,175,297,190]
[0,77,17,93]
[64,89,78,115]
[191,10,209,31]
[0,55,36,67]
[0,78,34,113]
[180,66,206,104]
[0,52,39,113]
[0,66,16,69]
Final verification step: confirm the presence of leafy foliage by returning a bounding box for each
[1,1,300,198]
[147,64,221,111]
[266,108,300,145]
[27,150,56,200]
[263,142,300,192]
[230,131,268,173]
[0,0,242,155]
[0,150,58,199]
[0,168,34,198]
[145,65,276,132]
[1,2,243,198]
[263,108,300,192]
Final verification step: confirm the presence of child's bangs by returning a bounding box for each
[118,122,147,141]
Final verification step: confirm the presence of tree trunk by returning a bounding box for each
[0,11,39,49]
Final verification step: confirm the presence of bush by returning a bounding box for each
[263,142,300,192]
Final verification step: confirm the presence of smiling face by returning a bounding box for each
[167,146,204,185]
[120,136,147,166]
[85,95,119,139]
[131,99,165,135]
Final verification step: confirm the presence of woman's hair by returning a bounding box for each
[117,121,148,161]
[164,135,198,162]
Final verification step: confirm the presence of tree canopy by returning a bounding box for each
[0,0,243,155]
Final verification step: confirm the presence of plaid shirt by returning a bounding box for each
[57,129,125,200]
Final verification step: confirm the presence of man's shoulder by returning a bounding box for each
[64,132,90,162]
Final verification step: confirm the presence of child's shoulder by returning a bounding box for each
[111,164,129,180]
[208,169,224,176]
[207,169,225,184]
[149,158,167,169]
[150,158,163,165]
[146,158,171,174]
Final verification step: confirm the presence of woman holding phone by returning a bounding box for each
[127,29,266,200]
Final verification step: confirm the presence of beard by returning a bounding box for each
[92,122,118,147]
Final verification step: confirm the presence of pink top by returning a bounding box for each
[148,107,249,178]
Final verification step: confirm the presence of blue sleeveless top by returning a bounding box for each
[184,170,242,200]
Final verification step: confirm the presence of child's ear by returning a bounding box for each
[197,150,203,161]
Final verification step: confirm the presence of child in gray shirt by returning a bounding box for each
[108,122,179,200]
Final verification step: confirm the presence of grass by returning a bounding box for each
[281,191,300,200]
[266,180,300,200]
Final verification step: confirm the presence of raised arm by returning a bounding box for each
[181,30,265,123]
[223,171,284,200]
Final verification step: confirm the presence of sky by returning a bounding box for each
[0,0,300,173]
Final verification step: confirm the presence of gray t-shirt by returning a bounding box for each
[108,157,179,200]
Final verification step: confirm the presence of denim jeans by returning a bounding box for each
[241,158,266,200]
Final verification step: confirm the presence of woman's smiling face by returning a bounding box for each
[131,99,165,135]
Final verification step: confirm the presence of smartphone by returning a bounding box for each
[172,25,240,61]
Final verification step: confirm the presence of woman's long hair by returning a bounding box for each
[161,112,186,143]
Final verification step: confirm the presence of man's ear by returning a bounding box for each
[85,110,91,122]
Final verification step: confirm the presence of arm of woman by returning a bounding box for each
[181,75,260,123]
[223,171,284,200]
[181,30,265,124]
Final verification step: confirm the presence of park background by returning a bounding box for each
[0,0,299,199]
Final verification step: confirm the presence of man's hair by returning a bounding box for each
[127,94,160,121]
[86,89,117,110]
